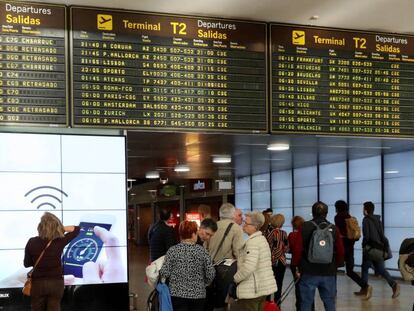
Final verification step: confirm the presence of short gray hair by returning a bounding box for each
[219,203,235,219]
[245,211,265,230]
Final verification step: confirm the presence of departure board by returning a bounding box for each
[271,24,414,137]
[0,1,67,126]
[71,7,267,132]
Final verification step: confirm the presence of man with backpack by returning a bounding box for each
[291,201,344,311]
[334,200,372,298]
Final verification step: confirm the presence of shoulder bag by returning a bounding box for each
[22,240,52,296]
[211,223,238,307]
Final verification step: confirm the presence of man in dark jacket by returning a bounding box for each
[334,200,371,297]
[360,201,400,299]
[292,201,344,311]
[148,207,177,262]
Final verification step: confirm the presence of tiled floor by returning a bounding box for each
[128,244,413,311]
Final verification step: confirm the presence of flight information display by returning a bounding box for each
[0,1,67,126]
[271,24,414,137]
[71,7,267,132]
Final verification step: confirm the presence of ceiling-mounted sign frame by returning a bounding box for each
[70,6,268,133]
[271,23,414,138]
[0,1,68,127]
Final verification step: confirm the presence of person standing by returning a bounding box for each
[160,221,215,311]
[233,208,243,226]
[291,202,344,311]
[148,206,177,262]
[334,200,372,298]
[266,214,288,306]
[197,218,218,245]
[360,201,400,299]
[207,203,244,311]
[24,212,80,311]
[233,211,277,310]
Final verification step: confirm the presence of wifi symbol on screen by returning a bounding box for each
[25,186,68,210]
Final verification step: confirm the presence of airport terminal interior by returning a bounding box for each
[0,0,414,310]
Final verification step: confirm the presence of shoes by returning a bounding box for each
[364,285,373,300]
[392,283,400,299]
[354,287,367,296]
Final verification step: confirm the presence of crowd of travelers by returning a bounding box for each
[148,200,413,311]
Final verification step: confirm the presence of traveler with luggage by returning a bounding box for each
[334,200,372,298]
[159,221,215,311]
[291,201,344,311]
[360,201,400,299]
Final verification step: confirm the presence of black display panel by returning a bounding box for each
[0,1,67,126]
[271,24,414,137]
[71,7,267,133]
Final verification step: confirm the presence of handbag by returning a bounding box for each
[211,223,237,308]
[22,240,52,296]
[364,245,386,262]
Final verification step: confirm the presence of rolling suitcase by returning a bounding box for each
[264,278,298,311]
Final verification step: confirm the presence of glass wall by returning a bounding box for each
[272,170,293,232]
[235,152,414,272]
[235,176,251,214]
[319,162,347,223]
[293,166,318,221]
[384,151,414,271]
[251,173,271,211]
[349,156,382,265]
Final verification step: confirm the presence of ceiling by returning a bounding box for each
[29,0,414,179]
[127,131,414,180]
[32,0,414,34]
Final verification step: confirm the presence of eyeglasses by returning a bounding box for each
[243,221,255,227]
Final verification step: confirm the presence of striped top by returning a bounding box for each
[266,228,288,266]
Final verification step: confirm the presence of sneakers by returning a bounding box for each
[392,283,400,299]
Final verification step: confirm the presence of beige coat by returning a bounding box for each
[207,219,244,263]
[234,231,277,299]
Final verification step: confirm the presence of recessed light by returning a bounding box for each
[145,171,160,179]
[174,164,190,172]
[212,155,232,164]
[267,143,290,151]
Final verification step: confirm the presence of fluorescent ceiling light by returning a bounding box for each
[212,155,231,164]
[267,143,290,151]
[145,171,160,179]
[334,176,346,180]
[127,178,136,182]
[174,164,190,172]
[385,170,399,174]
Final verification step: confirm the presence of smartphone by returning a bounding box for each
[62,214,115,278]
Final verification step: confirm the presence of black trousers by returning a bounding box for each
[343,240,367,289]
[172,296,206,311]
[31,279,64,311]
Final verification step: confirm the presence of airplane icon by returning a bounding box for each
[292,30,305,45]
[97,14,113,30]
[293,32,304,40]
[99,16,112,24]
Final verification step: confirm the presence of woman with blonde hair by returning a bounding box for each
[24,212,80,311]
[266,214,288,305]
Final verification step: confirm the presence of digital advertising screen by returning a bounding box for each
[0,133,127,292]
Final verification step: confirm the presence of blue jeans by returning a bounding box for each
[361,255,396,288]
[299,274,336,311]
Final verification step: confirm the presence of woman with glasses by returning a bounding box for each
[232,211,277,310]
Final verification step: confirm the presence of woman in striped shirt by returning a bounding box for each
[266,214,289,305]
